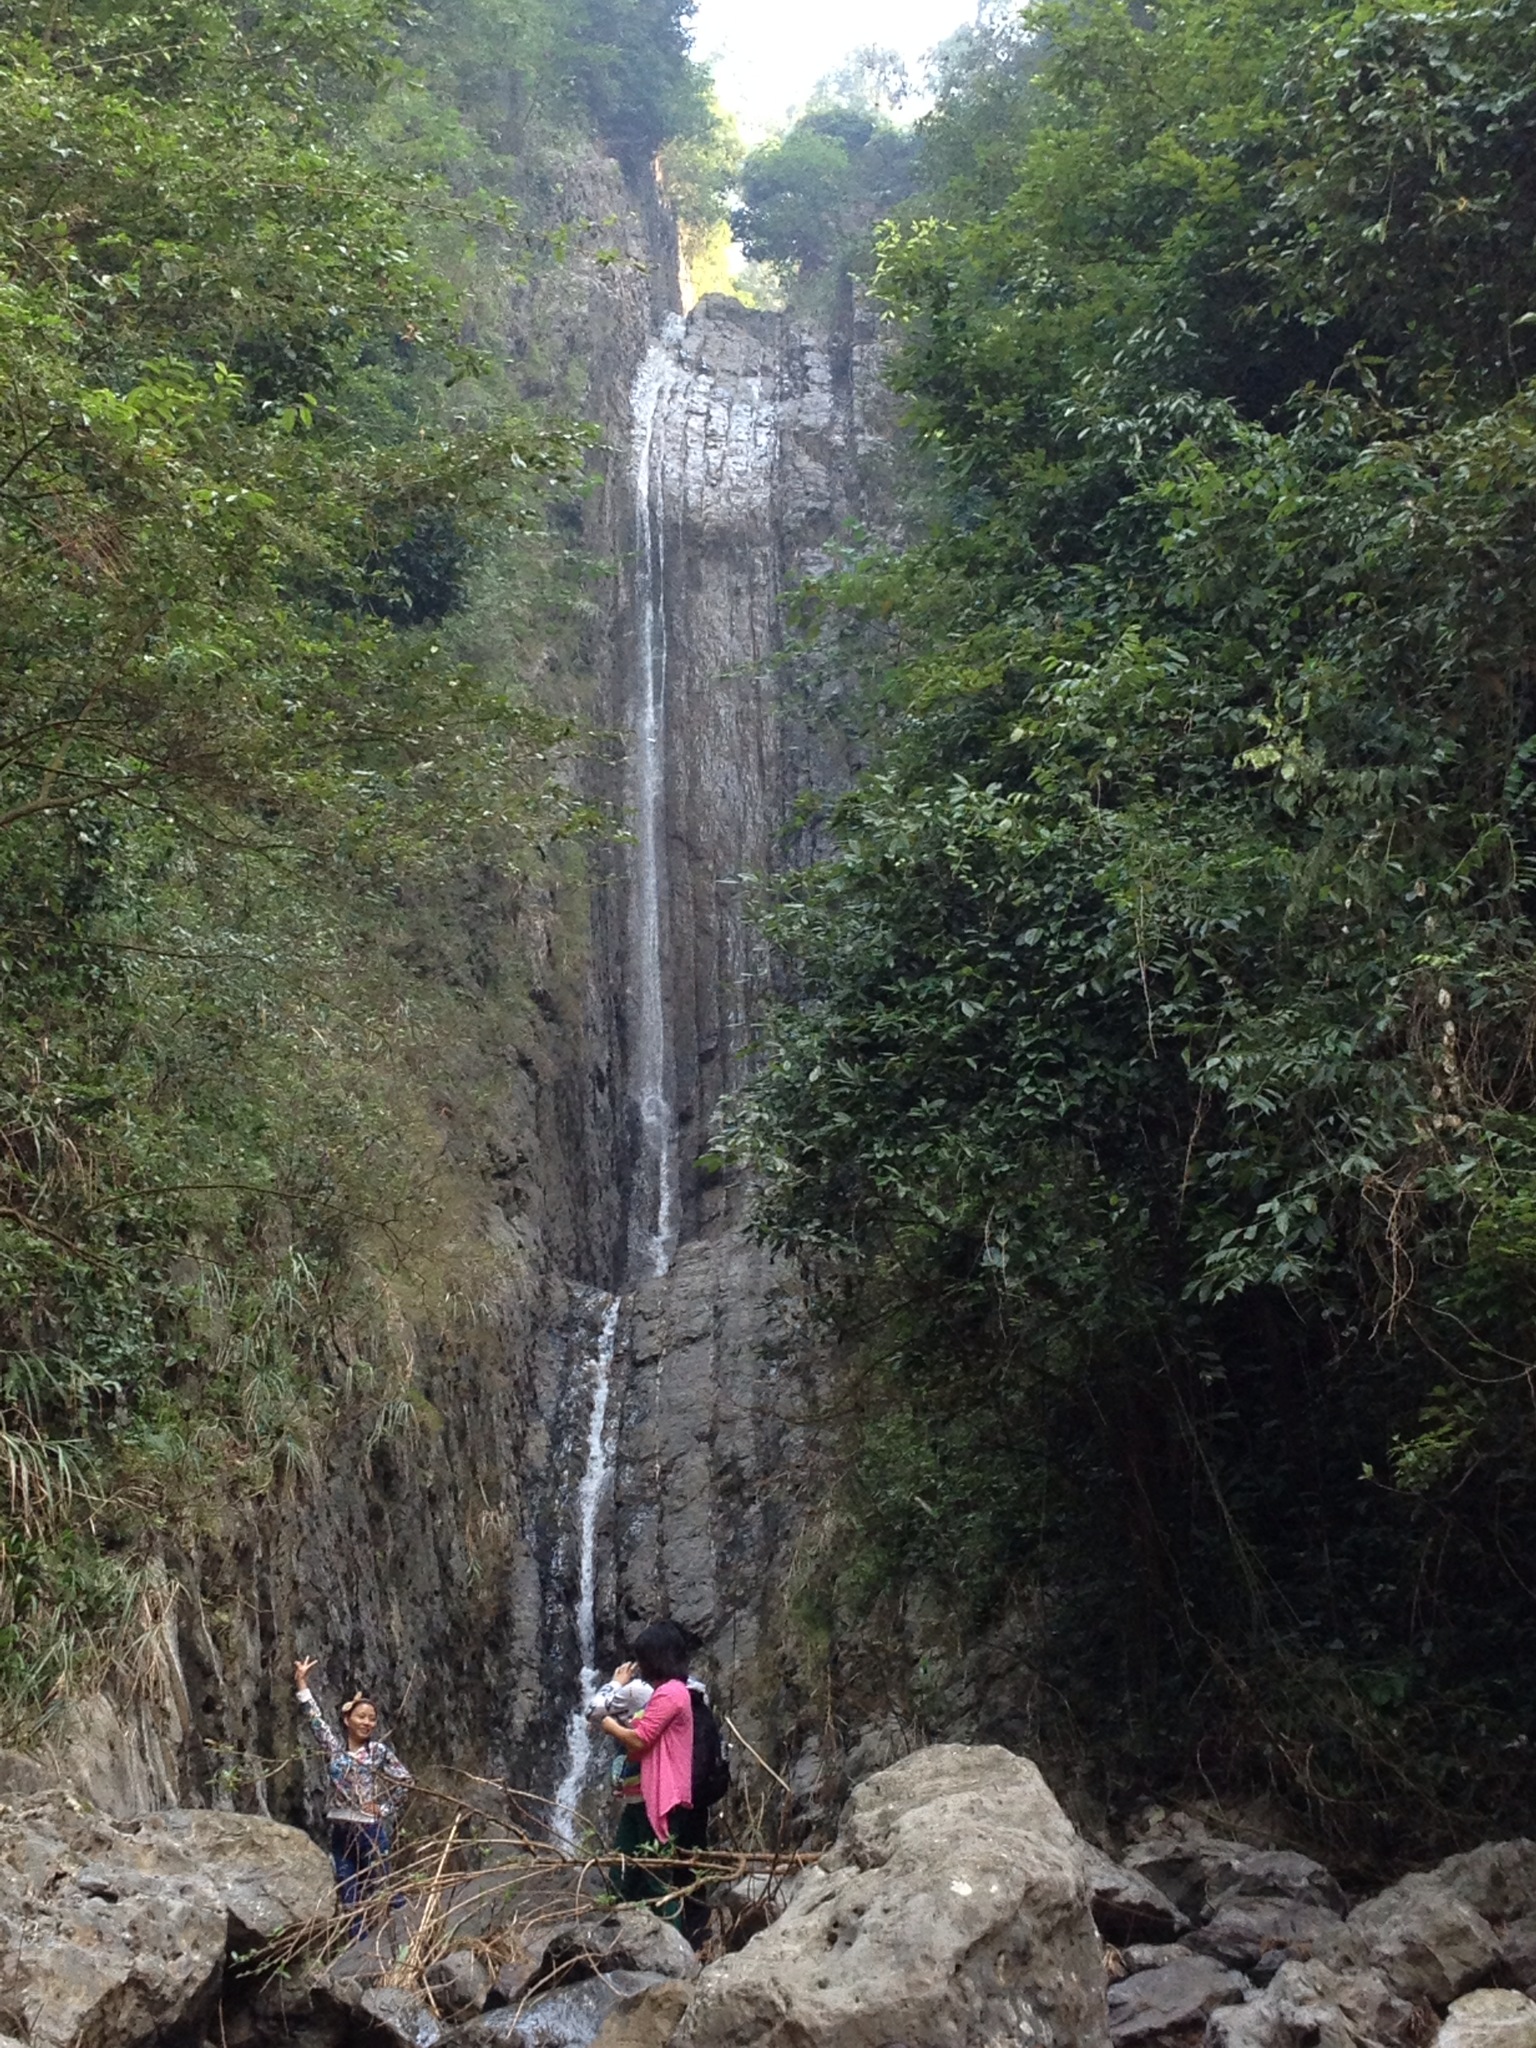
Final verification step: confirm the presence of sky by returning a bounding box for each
[689,0,980,139]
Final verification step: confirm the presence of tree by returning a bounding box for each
[0,0,600,1723]
[733,97,917,284]
[730,0,1536,1850]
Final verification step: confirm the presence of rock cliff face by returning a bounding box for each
[533,286,890,1804]
[53,166,884,1827]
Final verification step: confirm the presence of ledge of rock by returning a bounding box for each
[674,1742,1109,2048]
[1085,1846,1190,1947]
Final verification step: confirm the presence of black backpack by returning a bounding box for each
[689,1683,731,1808]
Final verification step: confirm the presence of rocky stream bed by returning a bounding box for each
[8,1743,1536,2048]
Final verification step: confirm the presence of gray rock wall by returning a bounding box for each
[612,296,880,1242]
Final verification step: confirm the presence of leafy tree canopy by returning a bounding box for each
[732,59,919,282]
[731,0,1536,1853]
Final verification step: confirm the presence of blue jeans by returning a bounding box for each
[329,1819,391,1916]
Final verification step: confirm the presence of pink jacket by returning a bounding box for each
[628,1678,692,1841]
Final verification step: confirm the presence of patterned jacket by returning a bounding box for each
[296,1687,414,1825]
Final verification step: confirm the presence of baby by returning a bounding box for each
[586,1659,654,1813]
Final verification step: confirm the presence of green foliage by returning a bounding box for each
[734,99,918,286]
[0,0,713,1729]
[661,89,742,299]
[731,0,1536,1851]
[564,0,712,171]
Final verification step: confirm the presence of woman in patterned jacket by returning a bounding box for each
[293,1656,414,1916]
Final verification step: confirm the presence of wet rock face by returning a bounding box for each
[606,1231,817,1691]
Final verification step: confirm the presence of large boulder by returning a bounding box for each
[1438,1991,1536,2048]
[674,1743,1110,2048]
[1204,1959,1419,2048]
[0,1793,333,2048]
[1312,1841,1536,2013]
[124,1807,334,1948]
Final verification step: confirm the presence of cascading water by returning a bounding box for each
[547,337,688,1845]
[627,332,684,1282]
[548,312,790,1841]
[552,1292,622,1847]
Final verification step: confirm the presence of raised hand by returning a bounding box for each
[294,1656,319,1689]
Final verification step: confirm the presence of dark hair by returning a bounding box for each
[631,1620,689,1686]
[339,1692,375,1721]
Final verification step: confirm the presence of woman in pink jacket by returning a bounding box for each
[601,1621,694,1931]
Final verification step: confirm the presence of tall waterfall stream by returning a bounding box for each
[627,332,685,1283]
[547,304,794,1837]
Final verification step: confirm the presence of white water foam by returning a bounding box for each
[551,1292,622,1848]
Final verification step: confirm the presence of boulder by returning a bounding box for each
[127,1807,334,1947]
[1499,1917,1536,1996]
[540,1909,701,1985]
[300,1934,396,2023]
[1205,1958,1420,2048]
[426,1950,495,2020]
[1124,1945,1198,1974]
[1186,1899,1343,1973]
[1123,1833,1343,1925]
[0,1750,49,1798]
[1205,1995,1352,2048]
[518,1978,625,2046]
[1106,1956,1247,2045]
[487,1943,545,2008]
[0,1793,334,2048]
[1085,1846,1191,1946]
[1213,1856,1348,1918]
[674,1743,1110,2048]
[359,1986,448,2045]
[591,1982,694,2048]
[1319,1874,1500,2004]
[1431,1845,1536,1926]
[0,1812,229,2048]
[1438,1991,1536,2048]
[446,2016,528,2047]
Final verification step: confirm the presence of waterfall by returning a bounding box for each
[547,312,791,1828]
[628,335,682,1282]
[551,1292,622,1848]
